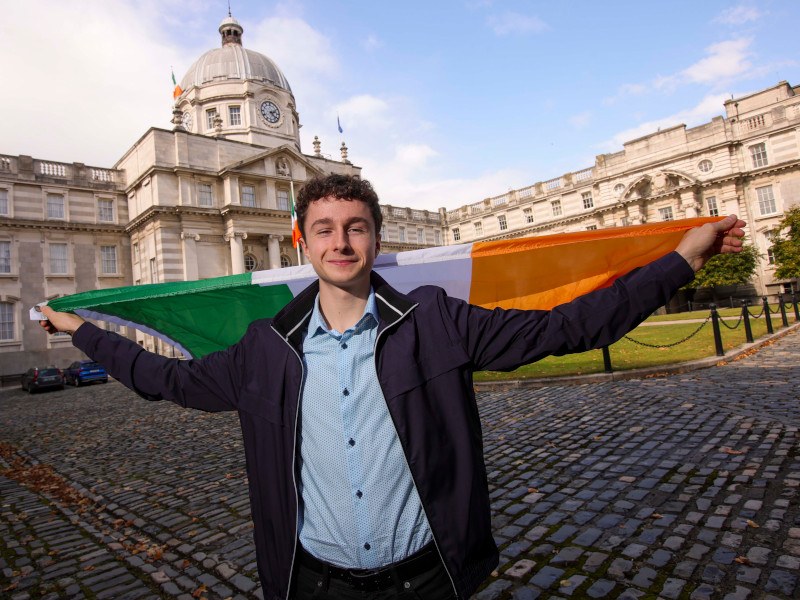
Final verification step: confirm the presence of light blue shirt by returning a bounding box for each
[297,289,433,568]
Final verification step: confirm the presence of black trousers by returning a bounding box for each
[291,549,457,600]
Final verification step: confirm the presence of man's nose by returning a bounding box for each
[333,228,352,250]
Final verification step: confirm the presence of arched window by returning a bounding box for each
[244,254,257,272]
[280,255,291,268]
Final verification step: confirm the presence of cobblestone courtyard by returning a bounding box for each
[1,329,799,599]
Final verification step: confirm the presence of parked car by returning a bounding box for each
[64,360,109,386]
[21,367,65,393]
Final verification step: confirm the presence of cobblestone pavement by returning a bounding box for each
[1,329,799,600]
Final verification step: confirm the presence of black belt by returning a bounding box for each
[297,543,442,592]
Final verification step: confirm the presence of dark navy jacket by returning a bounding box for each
[72,251,693,599]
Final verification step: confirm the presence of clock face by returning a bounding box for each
[181,111,193,131]
[260,100,281,124]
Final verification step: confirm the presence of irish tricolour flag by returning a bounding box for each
[31,218,714,359]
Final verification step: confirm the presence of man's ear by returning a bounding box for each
[375,235,381,256]
[299,237,308,256]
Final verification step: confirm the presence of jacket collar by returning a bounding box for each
[270,271,417,348]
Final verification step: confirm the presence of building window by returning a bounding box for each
[47,194,65,219]
[198,183,213,207]
[582,192,594,209]
[698,159,713,173]
[241,185,256,207]
[452,228,461,242]
[100,246,117,274]
[380,225,387,240]
[277,189,289,211]
[474,222,483,236]
[756,185,777,215]
[229,106,242,126]
[50,243,68,274]
[98,199,114,222]
[206,108,218,131]
[614,183,625,196]
[767,247,776,265]
[417,228,425,243]
[750,142,768,168]
[659,206,674,221]
[0,302,14,340]
[280,255,291,268]
[434,230,441,245]
[0,241,10,273]
[244,254,256,272]
[706,196,719,217]
[523,208,534,224]
[586,225,598,230]
[551,200,562,217]
[132,243,139,261]
[498,215,508,231]
[0,189,8,215]
[399,226,406,242]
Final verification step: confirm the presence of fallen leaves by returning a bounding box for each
[746,519,760,529]
[720,447,745,455]
[192,583,208,598]
[735,555,751,565]
[0,450,93,513]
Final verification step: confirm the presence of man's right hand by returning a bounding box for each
[38,305,85,336]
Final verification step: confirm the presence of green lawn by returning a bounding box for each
[474,310,792,382]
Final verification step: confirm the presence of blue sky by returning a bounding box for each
[1,1,798,209]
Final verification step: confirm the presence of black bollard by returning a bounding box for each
[778,294,789,328]
[762,296,774,334]
[602,346,613,373]
[710,304,725,357]
[742,300,754,343]
[792,292,800,322]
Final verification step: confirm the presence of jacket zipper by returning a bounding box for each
[273,324,306,600]
[373,302,460,599]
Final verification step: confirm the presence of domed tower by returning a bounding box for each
[174,15,300,150]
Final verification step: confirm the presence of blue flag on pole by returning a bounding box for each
[337,115,343,134]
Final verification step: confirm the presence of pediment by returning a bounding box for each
[220,144,324,180]
[621,169,698,201]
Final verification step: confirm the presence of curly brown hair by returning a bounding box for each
[296,174,382,237]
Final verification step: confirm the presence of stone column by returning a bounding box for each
[180,232,200,281]
[225,231,247,274]
[268,235,284,269]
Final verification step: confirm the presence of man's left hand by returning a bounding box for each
[675,214,747,272]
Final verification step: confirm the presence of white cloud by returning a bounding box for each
[682,38,752,84]
[600,93,731,151]
[606,38,753,103]
[334,95,392,132]
[394,144,439,168]
[714,5,764,25]
[486,12,547,36]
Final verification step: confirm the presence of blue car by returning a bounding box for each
[64,360,109,386]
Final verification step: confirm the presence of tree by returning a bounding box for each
[682,242,759,297]
[772,206,800,281]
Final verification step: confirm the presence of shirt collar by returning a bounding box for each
[309,287,378,337]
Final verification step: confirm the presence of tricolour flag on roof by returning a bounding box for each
[171,69,183,100]
[31,218,718,359]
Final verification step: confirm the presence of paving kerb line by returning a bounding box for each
[1,326,799,599]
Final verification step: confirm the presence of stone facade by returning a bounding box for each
[0,156,131,375]
[445,81,800,296]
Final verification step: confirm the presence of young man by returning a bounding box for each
[41,174,746,600]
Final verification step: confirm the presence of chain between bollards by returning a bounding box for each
[710,304,725,357]
[791,292,800,322]
[741,300,754,343]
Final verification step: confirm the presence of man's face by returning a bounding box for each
[299,197,380,295]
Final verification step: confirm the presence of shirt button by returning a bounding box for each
[348,439,355,447]
[364,543,371,550]
[341,342,347,349]
[356,490,363,498]
[343,388,349,396]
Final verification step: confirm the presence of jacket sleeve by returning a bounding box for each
[444,251,695,372]
[71,322,258,412]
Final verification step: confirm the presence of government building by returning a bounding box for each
[1,15,798,376]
